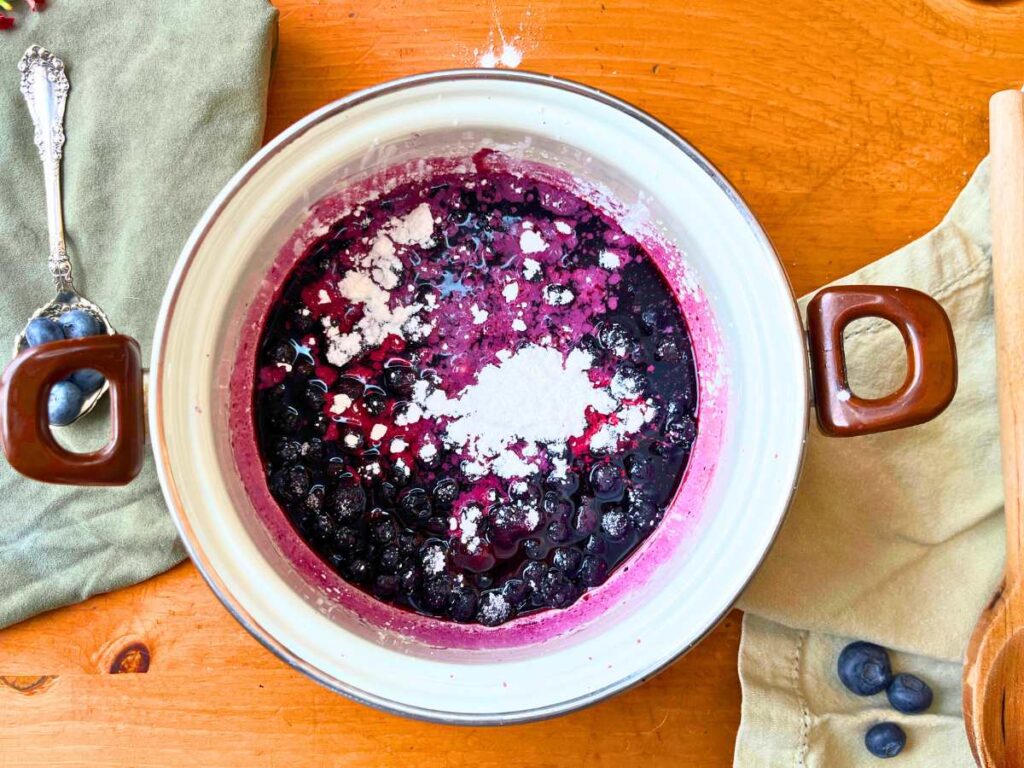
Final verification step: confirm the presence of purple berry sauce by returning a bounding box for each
[252,154,698,627]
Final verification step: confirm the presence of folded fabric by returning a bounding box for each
[0,1,277,628]
[734,159,1000,765]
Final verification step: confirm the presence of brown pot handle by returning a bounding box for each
[807,285,957,437]
[0,334,145,484]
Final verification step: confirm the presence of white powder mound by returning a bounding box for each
[370,424,387,441]
[415,345,616,478]
[511,318,527,332]
[598,249,622,270]
[519,229,547,254]
[522,258,541,280]
[324,272,424,368]
[590,400,658,453]
[555,221,573,235]
[389,437,408,453]
[502,282,519,302]
[470,304,489,325]
[329,394,352,416]
[388,203,435,246]
[543,284,575,306]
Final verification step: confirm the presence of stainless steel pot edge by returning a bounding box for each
[149,68,810,725]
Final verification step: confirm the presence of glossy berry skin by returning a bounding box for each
[48,380,84,426]
[886,673,933,714]
[838,641,892,696]
[58,308,104,339]
[70,368,105,394]
[25,316,64,346]
[864,722,906,758]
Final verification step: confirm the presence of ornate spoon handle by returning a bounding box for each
[18,45,72,293]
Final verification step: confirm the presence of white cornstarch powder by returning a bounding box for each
[414,345,617,478]
[322,205,439,368]
[598,249,622,270]
[519,229,547,254]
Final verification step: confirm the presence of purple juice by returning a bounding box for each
[252,153,698,626]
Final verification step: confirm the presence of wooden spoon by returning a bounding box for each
[963,88,1024,768]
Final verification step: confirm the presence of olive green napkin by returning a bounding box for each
[734,159,1000,766]
[0,1,277,627]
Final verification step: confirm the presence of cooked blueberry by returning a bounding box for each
[372,517,398,545]
[302,438,326,463]
[547,519,569,543]
[373,573,399,598]
[291,307,315,332]
[338,424,365,453]
[887,673,933,714]
[552,547,582,574]
[577,556,608,586]
[58,308,104,339]
[383,365,417,397]
[398,560,420,592]
[266,340,294,365]
[573,499,600,536]
[590,462,624,498]
[628,495,662,532]
[432,477,459,506]
[47,380,83,426]
[597,320,637,357]
[601,505,631,540]
[625,454,654,484]
[332,526,358,554]
[327,484,366,523]
[362,387,387,417]
[389,459,412,487]
[25,316,64,346]
[865,723,906,759]
[546,468,579,494]
[508,479,539,503]
[348,558,374,583]
[449,586,479,622]
[476,590,514,626]
[522,538,544,559]
[302,486,325,515]
[522,561,548,591]
[838,641,892,696]
[263,381,287,403]
[664,415,697,450]
[583,534,606,554]
[275,465,311,501]
[640,307,666,334]
[270,406,300,433]
[308,512,336,542]
[502,578,529,608]
[274,438,302,463]
[336,376,364,399]
[610,364,646,400]
[654,336,681,362]
[399,487,432,522]
[308,412,329,436]
[293,357,316,378]
[325,458,349,484]
[539,569,576,608]
[303,382,327,410]
[421,575,453,613]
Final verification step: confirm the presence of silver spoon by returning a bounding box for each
[15,45,113,424]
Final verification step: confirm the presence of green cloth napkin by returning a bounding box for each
[0,1,277,627]
[734,160,1000,766]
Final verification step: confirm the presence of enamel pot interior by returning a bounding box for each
[151,71,808,723]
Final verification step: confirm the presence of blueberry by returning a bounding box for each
[449,586,479,622]
[573,499,600,536]
[302,438,326,464]
[887,673,933,714]
[552,547,582,574]
[865,722,906,759]
[590,462,624,498]
[309,412,329,436]
[302,382,327,410]
[625,454,654,484]
[383,365,417,397]
[266,340,294,365]
[577,556,608,586]
[502,578,529,608]
[25,316,64,346]
[432,477,459,506]
[47,380,83,426]
[327,484,365,523]
[69,368,105,395]
[628,496,662,532]
[275,465,311,501]
[373,573,399,598]
[302,486,324,515]
[274,439,302,464]
[58,308,104,339]
[421,575,453,613]
[399,487,432,522]
[362,387,387,417]
[601,505,631,540]
[348,558,374,583]
[547,519,569,543]
[522,538,544,559]
[338,424,365,453]
[476,590,514,626]
[664,415,697,451]
[539,569,576,608]
[838,641,893,696]
[270,405,300,433]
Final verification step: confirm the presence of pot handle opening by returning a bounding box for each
[806,285,957,437]
[0,334,145,484]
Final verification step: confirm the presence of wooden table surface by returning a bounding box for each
[3,1,1023,765]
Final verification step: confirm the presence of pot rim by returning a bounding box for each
[150,68,809,725]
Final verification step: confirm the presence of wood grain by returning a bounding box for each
[4,0,1024,765]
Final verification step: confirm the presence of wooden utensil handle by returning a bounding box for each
[991,89,1024,585]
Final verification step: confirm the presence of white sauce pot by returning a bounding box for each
[0,72,956,723]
